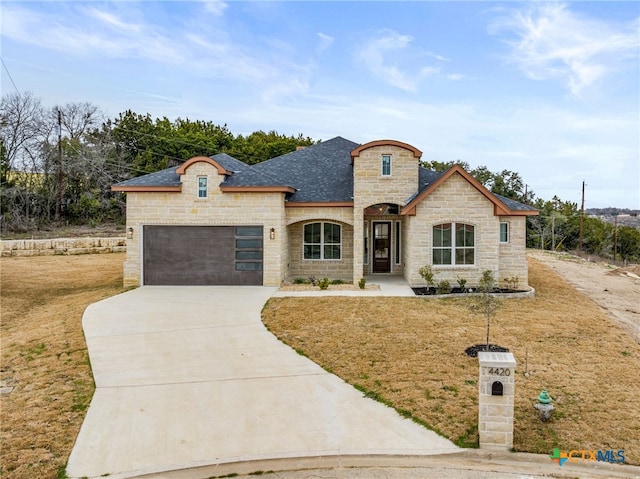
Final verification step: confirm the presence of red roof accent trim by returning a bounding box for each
[220,185,296,193]
[400,164,530,217]
[176,156,232,175]
[111,185,181,192]
[351,140,422,159]
[285,202,354,208]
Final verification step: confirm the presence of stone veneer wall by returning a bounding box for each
[287,221,353,281]
[497,216,528,289]
[1,237,126,257]
[353,145,419,283]
[123,161,287,287]
[404,173,529,287]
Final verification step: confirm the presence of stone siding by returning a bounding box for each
[497,216,528,289]
[404,173,529,287]
[353,145,419,282]
[288,221,353,281]
[1,237,126,257]
[123,161,287,287]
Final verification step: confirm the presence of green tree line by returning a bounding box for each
[0,92,314,231]
[2,92,639,262]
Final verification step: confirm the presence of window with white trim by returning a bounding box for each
[500,222,509,243]
[381,155,391,176]
[304,222,342,260]
[433,223,475,265]
[197,176,208,198]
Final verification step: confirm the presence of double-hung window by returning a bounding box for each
[197,177,208,198]
[433,223,475,265]
[304,222,341,260]
[381,155,391,176]
[500,222,509,243]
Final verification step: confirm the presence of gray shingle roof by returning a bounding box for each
[112,137,536,213]
[252,136,359,202]
[494,193,538,212]
[212,153,250,173]
[115,165,181,187]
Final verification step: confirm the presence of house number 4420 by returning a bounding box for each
[487,367,510,376]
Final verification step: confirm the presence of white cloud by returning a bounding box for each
[1,4,185,63]
[85,8,141,33]
[203,0,228,16]
[316,32,334,54]
[358,30,440,91]
[489,3,640,96]
[448,73,464,81]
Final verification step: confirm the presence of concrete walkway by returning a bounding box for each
[67,286,457,479]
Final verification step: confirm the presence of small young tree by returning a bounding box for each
[418,264,436,289]
[468,270,502,351]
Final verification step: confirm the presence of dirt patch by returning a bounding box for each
[528,250,640,343]
[279,283,380,291]
[263,257,640,463]
[0,254,125,479]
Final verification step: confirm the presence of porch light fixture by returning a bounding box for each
[270,227,276,240]
[127,227,134,239]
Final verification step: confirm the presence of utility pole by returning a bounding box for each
[55,108,62,221]
[578,181,585,253]
[613,214,618,262]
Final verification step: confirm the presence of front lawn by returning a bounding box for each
[262,258,640,463]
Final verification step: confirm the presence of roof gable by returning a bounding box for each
[401,164,538,216]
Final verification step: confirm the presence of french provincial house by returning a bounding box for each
[112,137,537,288]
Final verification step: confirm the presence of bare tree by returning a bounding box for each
[0,91,47,171]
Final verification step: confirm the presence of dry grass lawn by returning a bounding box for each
[0,254,124,479]
[263,257,640,464]
[1,253,638,479]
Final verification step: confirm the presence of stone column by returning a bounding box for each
[478,351,516,449]
[352,208,363,285]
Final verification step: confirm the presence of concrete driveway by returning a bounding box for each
[67,286,458,479]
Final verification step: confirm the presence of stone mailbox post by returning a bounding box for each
[478,351,516,449]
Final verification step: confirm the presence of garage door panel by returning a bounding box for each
[143,226,263,285]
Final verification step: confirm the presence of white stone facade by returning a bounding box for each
[118,141,535,288]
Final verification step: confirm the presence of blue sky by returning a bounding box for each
[2,1,639,208]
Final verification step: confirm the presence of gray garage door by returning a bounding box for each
[143,226,263,285]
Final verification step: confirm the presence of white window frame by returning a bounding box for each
[381,154,392,176]
[303,222,342,260]
[432,222,475,266]
[197,176,208,198]
[500,222,509,243]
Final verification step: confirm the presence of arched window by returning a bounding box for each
[433,223,475,265]
[304,222,342,260]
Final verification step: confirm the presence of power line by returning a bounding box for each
[1,57,20,96]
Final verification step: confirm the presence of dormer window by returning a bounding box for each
[198,176,208,198]
[381,155,391,176]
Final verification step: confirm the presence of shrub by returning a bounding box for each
[330,279,345,285]
[317,277,330,290]
[436,280,452,294]
[358,277,366,289]
[418,264,436,287]
[456,276,467,290]
[503,276,519,290]
[293,277,310,284]
[307,276,318,286]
